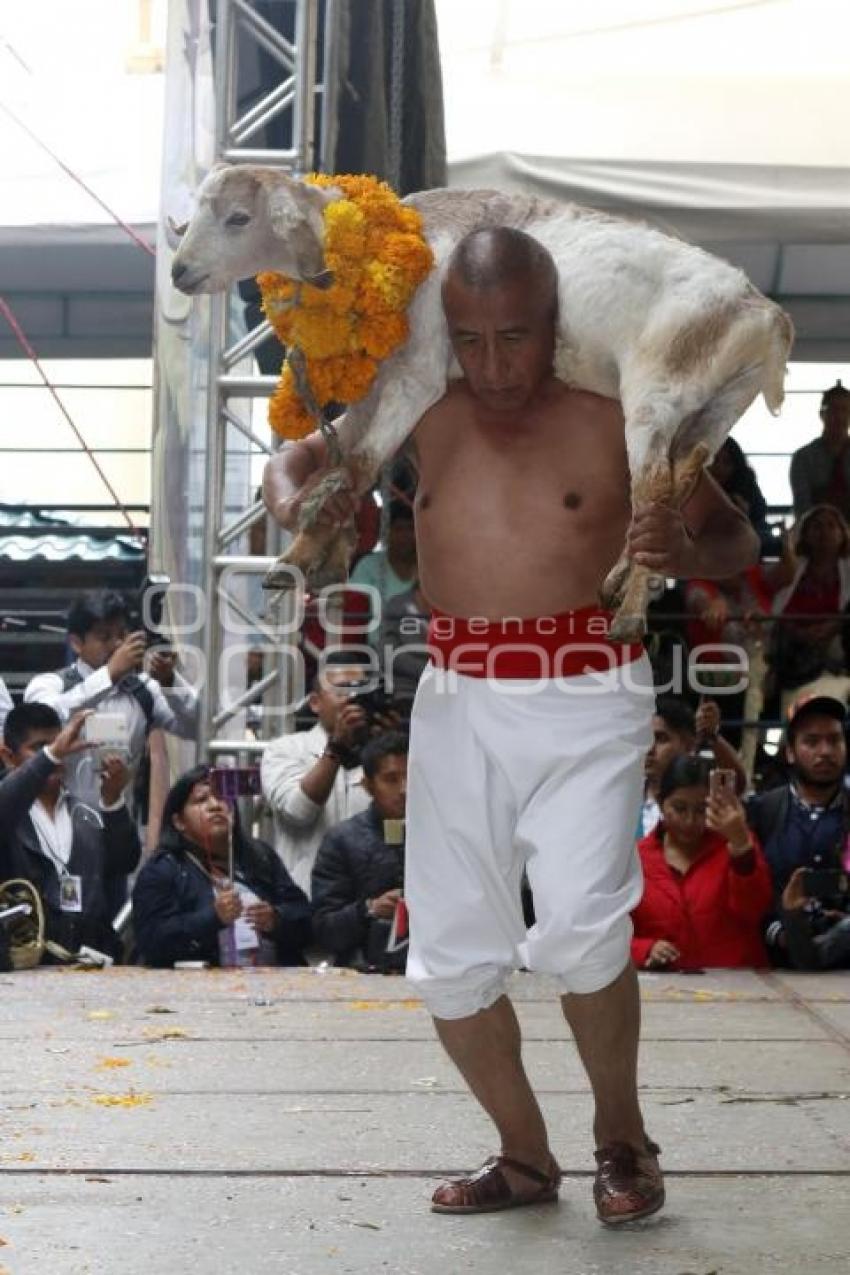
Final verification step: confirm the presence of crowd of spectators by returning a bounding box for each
[3,384,850,975]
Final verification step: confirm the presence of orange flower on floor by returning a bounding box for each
[259,173,434,441]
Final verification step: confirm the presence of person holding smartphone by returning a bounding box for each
[0,704,139,963]
[632,755,773,971]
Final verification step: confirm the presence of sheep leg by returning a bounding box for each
[264,281,450,592]
[608,442,710,642]
[671,442,710,503]
[598,555,631,611]
[607,459,672,643]
[264,456,375,592]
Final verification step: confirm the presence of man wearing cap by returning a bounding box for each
[790,382,850,519]
[747,694,849,965]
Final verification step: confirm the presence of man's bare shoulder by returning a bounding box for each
[557,383,624,427]
[416,380,473,425]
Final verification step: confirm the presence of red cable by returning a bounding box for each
[0,295,140,536]
[0,101,156,258]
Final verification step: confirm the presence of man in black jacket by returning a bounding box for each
[311,732,408,971]
[746,693,849,968]
[132,764,312,967]
[0,704,140,963]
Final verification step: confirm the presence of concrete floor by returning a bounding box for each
[0,966,848,1274]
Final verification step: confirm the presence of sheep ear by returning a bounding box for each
[265,175,312,239]
[266,178,329,278]
[267,178,329,241]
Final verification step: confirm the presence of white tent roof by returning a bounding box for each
[439,0,850,361]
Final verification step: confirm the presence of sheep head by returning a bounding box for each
[171,164,337,295]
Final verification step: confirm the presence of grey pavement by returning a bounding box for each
[0,966,848,1274]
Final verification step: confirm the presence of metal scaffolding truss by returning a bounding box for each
[199,0,324,757]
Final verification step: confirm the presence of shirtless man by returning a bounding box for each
[263,228,759,1224]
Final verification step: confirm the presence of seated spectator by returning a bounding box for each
[632,755,772,971]
[640,695,745,837]
[311,732,408,971]
[684,562,780,750]
[260,651,372,895]
[790,381,850,520]
[132,764,311,968]
[770,504,850,712]
[25,589,199,811]
[709,437,772,552]
[0,705,140,963]
[349,500,418,636]
[383,580,432,710]
[747,693,849,967]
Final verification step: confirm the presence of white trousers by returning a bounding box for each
[405,655,653,1019]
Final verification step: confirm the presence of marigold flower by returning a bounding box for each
[257,172,434,440]
[268,372,317,441]
[357,310,408,359]
[291,308,352,359]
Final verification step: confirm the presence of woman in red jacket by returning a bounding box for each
[632,755,772,971]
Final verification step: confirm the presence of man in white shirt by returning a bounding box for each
[25,590,198,810]
[260,654,373,895]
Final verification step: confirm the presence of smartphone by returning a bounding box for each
[210,766,262,800]
[709,768,735,797]
[802,868,849,902]
[82,713,130,763]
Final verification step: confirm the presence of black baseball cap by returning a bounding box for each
[785,693,847,741]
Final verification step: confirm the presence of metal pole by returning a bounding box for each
[293,0,319,174]
[199,294,227,752]
[196,0,323,761]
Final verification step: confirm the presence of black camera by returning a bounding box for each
[330,677,395,758]
[803,868,850,908]
[341,677,394,722]
[129,573,171,647]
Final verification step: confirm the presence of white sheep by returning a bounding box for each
[171,164,793,639]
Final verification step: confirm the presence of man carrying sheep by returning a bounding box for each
[264,227,759,1223]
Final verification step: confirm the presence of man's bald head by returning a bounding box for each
[443,227,558,319]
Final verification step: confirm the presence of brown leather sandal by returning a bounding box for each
[431,1154,562,1214]
[593,1135,664,1225]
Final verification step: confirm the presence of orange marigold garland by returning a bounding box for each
[258,173,434,441]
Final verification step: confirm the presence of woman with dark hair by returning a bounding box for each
[132,764,312,967]
[631,755,772,971]
[770,504,850,709]
[709,437,771,549]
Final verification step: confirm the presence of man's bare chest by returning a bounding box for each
[414,416,630,515]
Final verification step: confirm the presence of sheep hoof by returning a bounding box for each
[599,559,630,610]
[303,558,349,592]
[608,612,646,643]
[262,557,300,592]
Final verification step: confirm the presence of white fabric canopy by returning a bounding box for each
[439,0,850,360]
